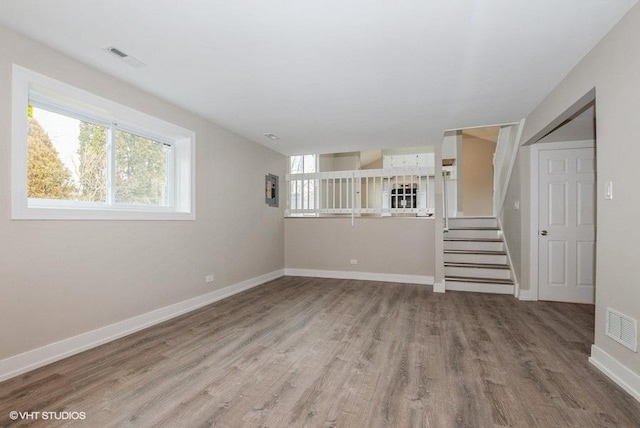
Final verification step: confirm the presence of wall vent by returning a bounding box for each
[606,308,637,352]
[104,46,146,68]
[108,47,128,58]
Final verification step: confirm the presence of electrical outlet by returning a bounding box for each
[205,274,214,283]
[350,259,358,265]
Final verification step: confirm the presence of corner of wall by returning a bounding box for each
[590,345,640,403]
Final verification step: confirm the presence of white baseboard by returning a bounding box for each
[284,268,434,286]
[433,281,445,293]
[0,269,284,383]
[518,289,533,301]
[589,345,640,403]
[445,281,514,295]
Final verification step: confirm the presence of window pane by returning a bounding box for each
[115,130,169,206]
[29,106,107,202]
[290,155,303,174]
[303,155,316,173]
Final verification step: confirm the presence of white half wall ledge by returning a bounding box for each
[589,345,640,403]
[284,268,434,286]
[0,269,285,383]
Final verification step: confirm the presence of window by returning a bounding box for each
[289,154,318,213]
[12,65,195,220]
[290,154,317,175]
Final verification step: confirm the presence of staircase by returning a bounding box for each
[444,217,514,294]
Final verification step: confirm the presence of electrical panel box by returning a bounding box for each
[265,174,279,207]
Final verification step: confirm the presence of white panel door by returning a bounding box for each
[539,148,596,303]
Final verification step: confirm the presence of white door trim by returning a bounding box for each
[529,139,595,301]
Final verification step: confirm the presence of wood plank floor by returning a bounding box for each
[1,276,640,427]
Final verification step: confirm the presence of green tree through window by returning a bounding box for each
[28,115,169,206]
[115,130,168,205]
[77,122,107,202]
[27,118,75,199]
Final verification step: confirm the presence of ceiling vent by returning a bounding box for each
[606,308,637,352]
[104,46,145,68]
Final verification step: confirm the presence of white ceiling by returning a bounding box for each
[0,0,635,155]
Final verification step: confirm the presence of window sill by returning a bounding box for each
[12,205,195,221]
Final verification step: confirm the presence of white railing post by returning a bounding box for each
[351,171,355,226]
[443,171,449,232]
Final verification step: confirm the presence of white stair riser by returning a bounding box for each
[445,281,514,294]
[444,241,504,252]
[445,229,501,239]
[444,253,508,265]
[445,266,511,280]
[448,218,498,228]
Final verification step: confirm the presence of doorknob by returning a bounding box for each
[540,230,548,236]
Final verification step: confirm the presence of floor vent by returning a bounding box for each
[606,308,637,352]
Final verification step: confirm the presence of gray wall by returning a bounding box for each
[318,152,359,172]
[0,27,286,360]
[285,218,435,277]
[518,3,640,376]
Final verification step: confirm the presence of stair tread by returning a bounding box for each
[445,276,514,285]
[444,250,507,255]
[445,262,510,269]
[445,219,512,287]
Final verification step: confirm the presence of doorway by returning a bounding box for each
[459,128,499,216]
[531,103,596,303]
[442,126,501,218]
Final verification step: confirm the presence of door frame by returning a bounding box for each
[528,139,595,301]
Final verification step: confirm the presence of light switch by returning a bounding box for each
[514,200,520,210]
[605,181,613,200]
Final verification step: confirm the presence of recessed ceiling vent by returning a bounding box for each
[606,308,637,352]
[104,46,146,68]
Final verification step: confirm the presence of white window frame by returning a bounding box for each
[289,154,318,175]
[11,64,196,220]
